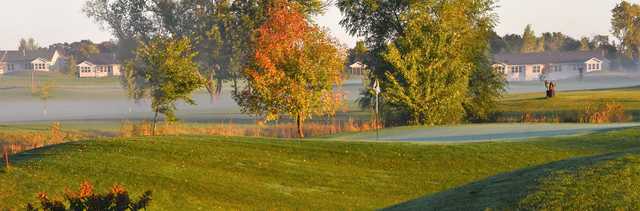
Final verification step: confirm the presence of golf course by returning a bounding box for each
[3,71,640,209]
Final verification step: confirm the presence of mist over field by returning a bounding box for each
[0,75,366,123]
[2,71,640,123]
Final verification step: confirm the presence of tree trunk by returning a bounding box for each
[2,147,9,170]
[296,114,304,138]
[152,108,159,136]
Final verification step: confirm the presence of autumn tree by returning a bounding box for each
[236,2,345,138]
[125,37,205,134]
[521,24,537,53]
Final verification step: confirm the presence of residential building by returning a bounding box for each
[0,50,63,74]
[349,61,368,75]
[492,51,608,82]
[77,54,121,78]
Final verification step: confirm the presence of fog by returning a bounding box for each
[1,72,640,123]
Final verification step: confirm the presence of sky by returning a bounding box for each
[0,0,638,49]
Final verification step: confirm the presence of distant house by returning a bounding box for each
[492,51,608,81]
[0,50,63,74]
[77,54,122,78]
[349,61,367,75]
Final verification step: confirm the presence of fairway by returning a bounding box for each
[3,128,640,209]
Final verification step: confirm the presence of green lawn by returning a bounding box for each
[495,86,640,121]
[3,128,640,210]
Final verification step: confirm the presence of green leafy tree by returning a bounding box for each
[339,0,501,125]
[66,56,78,76]
[612,1,640,62]
[125,37,205,134]
[580,37,592,51]
[521,24,537,53]
[18,38,40,52]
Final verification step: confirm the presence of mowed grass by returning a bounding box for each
[3,128,640,209]
[495,86,640,121]
[498,86,640,113]
[387,147,640,210]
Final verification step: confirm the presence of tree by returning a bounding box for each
[339,0,501,125]
[83,0,327,100]
[580,37,592,51]
[236,2,345,138]
[66,56,78,76]
[536,36,545,52]
[125,37,205,135]
[521,24,537,53]
[33,82,54,116]
[18,38,40,52]
[612,1,640,62]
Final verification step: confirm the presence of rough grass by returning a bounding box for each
[3,128,640,210]
[495,86,640,122]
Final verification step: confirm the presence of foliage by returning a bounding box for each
[65,56,78,76]
[612,1,640,61]
[125,37,205,128]
[236,1,345,137]
[83,0,327,99]
[376,0,496,125]
[19,38,41,52]
[465,53,506,122]
[578,101,630,123]
[521,24,537,53]
[26,182,152,211]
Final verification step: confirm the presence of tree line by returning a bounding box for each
[83,0,341,137]
[78,0,640,136]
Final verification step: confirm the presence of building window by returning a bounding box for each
[553,65,562,72]
[8,64,14,71]
[533,65,541,73]
[107,66,113,73]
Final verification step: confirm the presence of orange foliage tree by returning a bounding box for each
[236,1,345,138]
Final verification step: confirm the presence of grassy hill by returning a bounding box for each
[3,128,640,209]
[386,149,640,210]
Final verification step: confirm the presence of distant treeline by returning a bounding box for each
[489,25,632,70]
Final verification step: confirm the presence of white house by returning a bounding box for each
[349,61,368,75]
[492,51,608,82]
[77,54,121,78]
[0,50,63,74]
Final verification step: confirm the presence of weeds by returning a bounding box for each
[120,118,380,138]
[26,181,152,211]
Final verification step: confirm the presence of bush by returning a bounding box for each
[26,181,152,211]
[579,101,630,123]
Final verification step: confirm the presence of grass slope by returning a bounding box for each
[386,150,640,210]
[3,129,640,210]
[497,86,640,120]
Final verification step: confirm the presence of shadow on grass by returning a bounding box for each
[383,149,640,211]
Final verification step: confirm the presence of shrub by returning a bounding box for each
[579,101,630,123]
[26,181,152,211]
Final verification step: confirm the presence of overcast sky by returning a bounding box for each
[0,0,637,49]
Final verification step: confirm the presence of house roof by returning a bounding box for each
[0,50,58,63]
[350,61,367,68]
[493,51,607,65]
[83,53,118,65]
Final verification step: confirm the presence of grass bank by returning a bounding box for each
[494,86,640,122]
[3,128,640,209]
